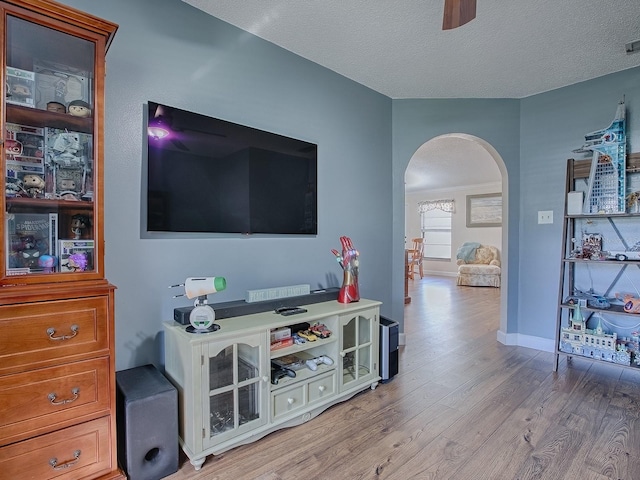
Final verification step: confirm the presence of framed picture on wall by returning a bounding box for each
[466,193,502,227]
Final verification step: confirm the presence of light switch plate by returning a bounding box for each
[538,210,553,224]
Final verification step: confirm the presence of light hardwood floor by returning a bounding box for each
[165,276,640,480]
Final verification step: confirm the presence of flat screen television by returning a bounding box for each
[145,101,317,235]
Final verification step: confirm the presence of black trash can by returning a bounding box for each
[379,316,399,382]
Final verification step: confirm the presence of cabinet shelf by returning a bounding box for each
[556,350,640,370]
[7,104,93,133]
[562,258,640,266]
[6,197,93,211]
[559,302,639,317]
[270,336,337,359]
[269,364,334,391]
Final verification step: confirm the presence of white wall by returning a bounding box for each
[406,182,502,275]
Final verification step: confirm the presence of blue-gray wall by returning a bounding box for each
[518,70,640,341]
[391,100,521,331]
[59,0,393,370]
[391,74,639,349]
[60,0,640,369]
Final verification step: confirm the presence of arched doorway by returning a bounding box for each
[404,133,509,339]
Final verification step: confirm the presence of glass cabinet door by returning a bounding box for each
[202,333,268,447]
[3,10,104,282]
[339,309,379,391]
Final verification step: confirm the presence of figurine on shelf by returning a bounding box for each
[8,82,31,101]
[22,174,45,198]
[331,236,360,304]
[616,293,640,314]
[6,178,25,197]
[71,214,91,239]
[56,176,81,200]
[18,235,41,269]
[46,101,66,113]
[68,99,91,118]
[38,255,57,273]
[67,252,88,272]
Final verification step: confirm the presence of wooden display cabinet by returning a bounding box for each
[0,1,122,479]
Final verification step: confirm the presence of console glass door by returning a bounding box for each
[203,333,267,447]
[339,309,378,391]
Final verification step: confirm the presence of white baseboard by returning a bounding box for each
[422,270,457,278]
[497,330,555,352]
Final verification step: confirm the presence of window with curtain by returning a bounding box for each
[418,199,454,260]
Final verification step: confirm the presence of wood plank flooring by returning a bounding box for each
[164,276,640,480]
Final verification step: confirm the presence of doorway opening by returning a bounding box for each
[404,133,508,338]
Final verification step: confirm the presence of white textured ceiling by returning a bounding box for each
[181,0,640,192]
[182,0,640,99]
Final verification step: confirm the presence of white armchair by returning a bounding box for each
[456,244,501,287]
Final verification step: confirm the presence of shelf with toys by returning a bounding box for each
[554,102,640,371]
[269,319,339,389]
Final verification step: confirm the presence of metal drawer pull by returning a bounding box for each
[48,387,80,405]
[47,324,79,341]
[49,450,81,470]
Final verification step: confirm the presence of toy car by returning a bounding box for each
[607,241,640,261]
[608,251,640,261]
[310,323,332,339]
[296,329,317,342]
[565,289,611,309]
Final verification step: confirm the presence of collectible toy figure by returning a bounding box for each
[38,254,57,273]
[67,252,88,271]
[22,173,46,197]
[47,101,66,113]
[331,236,360,304]
[71,214,91,239]
[6,178,25,197]
[68,99,91,117]
[9,82,31,100]
[616,293,640,314]
[18,235,40,269]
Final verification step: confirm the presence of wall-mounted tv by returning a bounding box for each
[146,101,317,235]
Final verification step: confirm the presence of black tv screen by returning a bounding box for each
[146,102,317,235]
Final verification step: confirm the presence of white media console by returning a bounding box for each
[164,298,381,470]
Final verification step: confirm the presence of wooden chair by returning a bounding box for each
[406,238,424,279]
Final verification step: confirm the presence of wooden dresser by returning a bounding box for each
[0,1,122,478]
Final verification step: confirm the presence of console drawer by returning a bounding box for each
[307,372,335,404]
[0,358,111,445]
[0,297,110,375]
[272,384,306,419]
[0,416,112,480]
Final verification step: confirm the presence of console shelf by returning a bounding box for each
[164,299,381,471]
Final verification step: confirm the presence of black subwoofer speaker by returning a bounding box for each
[116,364,178,480]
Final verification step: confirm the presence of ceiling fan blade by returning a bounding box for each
[442,0,476,30]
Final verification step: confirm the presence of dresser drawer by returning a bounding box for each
[272,384,306,419]
[0,297,109,375]
[0,416,113,480]
[0,358,111,445]
[307,372,335,404]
